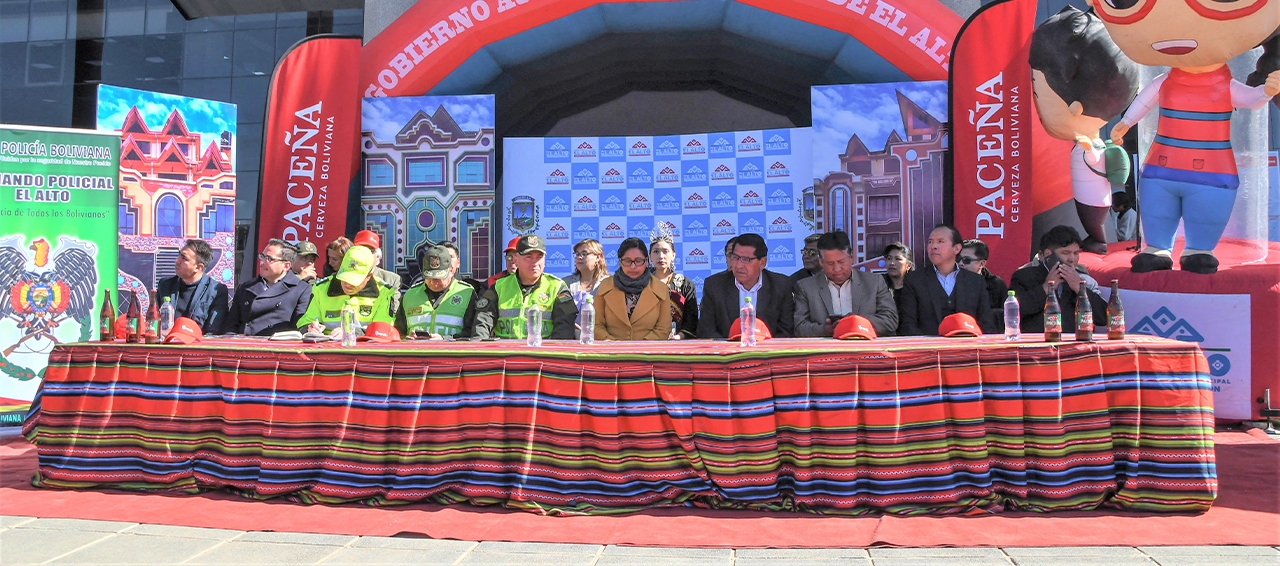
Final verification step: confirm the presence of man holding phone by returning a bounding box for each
[1009,225,1107,333]
[793,231,898,337]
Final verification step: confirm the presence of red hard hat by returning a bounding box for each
[353,230,381,249]
[939,312,981,338]
[727,317,772,341]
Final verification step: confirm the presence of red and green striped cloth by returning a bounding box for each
[23,335,1216,515]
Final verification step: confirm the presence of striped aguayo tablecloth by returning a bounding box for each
[22,335,1216,516]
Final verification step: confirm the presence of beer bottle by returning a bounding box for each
[126,294,142,343]
[1044,281,1062,342]
[1075,288,1093,342]
[1107,280,1125,340]
[145,290,161,344]
[99,289,114,342]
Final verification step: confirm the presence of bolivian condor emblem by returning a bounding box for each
[429,257,441,269]
[527,236,540,247]
[359,305,373,317]
[538,292,549,303]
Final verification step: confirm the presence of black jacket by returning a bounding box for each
[156,273,229,335]
[1009,263,1107,333]
[697,269,795,339]
[897,266,994,336]
[224,271,313,336]
[982,269,1009,332]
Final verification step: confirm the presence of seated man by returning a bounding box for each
[697,233,795,338]
[473,235,577,340]
[396,246,477,339]
[225,238,313,336]
[156,238,228,335]
[298,245,399,341]
[789,233,822,284]
[898,225,994,336]
[961,239,1008,332]
[1010,225,1108,333]
[485,237,521,290]
[291,241,321,283]
[794,231,898,337]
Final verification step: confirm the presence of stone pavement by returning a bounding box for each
[1,516,1278,566]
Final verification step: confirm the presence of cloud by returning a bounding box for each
[95,85,238,168]
[361,95,495,142]
[811,81,947,177]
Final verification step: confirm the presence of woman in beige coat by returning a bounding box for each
[593,237,671,340]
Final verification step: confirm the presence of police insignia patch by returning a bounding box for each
[538,292,549,302]
[557,291,572,303]
[450,295,462,305]
[359,305,373,316]
[476,297,489,308]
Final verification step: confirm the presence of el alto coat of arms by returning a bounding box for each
[508,195,539,234]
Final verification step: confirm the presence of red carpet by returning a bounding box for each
[1,430,1276,548]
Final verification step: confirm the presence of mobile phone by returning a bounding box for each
[1042,253,1060,273]
[827,314,846,323]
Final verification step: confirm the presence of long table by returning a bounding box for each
[22,336,1217,515]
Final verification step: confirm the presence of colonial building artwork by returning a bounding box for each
[361,98,496,281]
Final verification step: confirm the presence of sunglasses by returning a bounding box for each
[958,256,980,265]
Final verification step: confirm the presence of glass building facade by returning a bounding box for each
[0,0,363,222]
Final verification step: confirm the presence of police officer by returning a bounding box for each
[396,246,477,339]
[225,238,313,336]
[298,245,399,341]
[291,241,320,283]
[473,235,577,340]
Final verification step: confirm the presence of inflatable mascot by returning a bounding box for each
[1030,7,1141,255]
[1091,0,1280,273]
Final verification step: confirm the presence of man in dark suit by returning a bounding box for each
[225,238,313,336]
[898,225,994,336]
[789,233,822,284]
[697,233,795,338]
[794,231,898,337]
[1009,225,1107,333]
[156,238,229,335]
[961,239,1008,332]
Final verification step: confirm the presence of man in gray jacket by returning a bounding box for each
[793,231,898,337]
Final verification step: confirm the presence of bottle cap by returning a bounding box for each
[1007,290,1015,296]
[743,297,752,303]
[586,296,593,303]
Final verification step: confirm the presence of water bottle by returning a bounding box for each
[1003,290,1020,341]
[579,297,595,345]
[159,297,176,339]
[526,307,543,347]
[340,299,358,347]
[740,297,757,347]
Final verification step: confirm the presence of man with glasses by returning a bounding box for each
[225,238,313,336]
[898,225,995,336]
[789,234,823,284]
[960,239,1008,332]
[697,233,795,339]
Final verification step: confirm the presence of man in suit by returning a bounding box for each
[1010,225,1107,333]
[155,238,229,335]
[961,239,1008,332]
[898,225,994,336]
[794,231,898,337]
[697,233,795,338]
[225,238,313,336]
[789,233,822,284]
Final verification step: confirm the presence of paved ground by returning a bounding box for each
[2,516,1278,566]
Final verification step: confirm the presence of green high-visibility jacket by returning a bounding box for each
[398,279,474,337]
[296,276,396,332]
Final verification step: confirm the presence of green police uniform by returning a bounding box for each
[397,279,475,337]
[297,276,397,332]
[494,273,561,338]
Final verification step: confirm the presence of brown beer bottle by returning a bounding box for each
[99,289,114,342]
[1075,288,1093,342]
[1107,280,1125,340]
[1044,281,1062,342]
[144,290,161,344]
[126,295,141,343]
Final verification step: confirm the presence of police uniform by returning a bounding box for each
[395,246,476,338]
[472,235,577,340]
[296,245,399,333]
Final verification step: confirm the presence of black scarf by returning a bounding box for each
[612,267,652,295]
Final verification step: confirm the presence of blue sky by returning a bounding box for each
[811,81,947,177]
[362,95,495,142]
[96,85,238,168]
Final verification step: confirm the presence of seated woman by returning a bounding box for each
[563,238,607,310]
[593,237,671,340]
[649,233,697,339]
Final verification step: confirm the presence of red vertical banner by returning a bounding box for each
[257,35,361,248]
[949,0,1036,279]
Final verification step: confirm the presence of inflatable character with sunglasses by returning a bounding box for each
[1093,0,1280,274]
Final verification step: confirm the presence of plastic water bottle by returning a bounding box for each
[340,299,358,347]
[1003,290,1020,341]
[579,297,595,345]
[740,297,757,347]
[526,307,543,347]
[158,297,175,339]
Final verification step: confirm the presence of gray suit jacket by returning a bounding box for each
[793,271,899,337]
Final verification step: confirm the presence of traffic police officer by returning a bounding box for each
[396,246,476,339]
[298,245,399,341]
[473,235,577,340]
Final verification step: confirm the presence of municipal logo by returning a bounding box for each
[742,217,765,235]
[685,192,707,210]
[656,193,680,212]
[739,162,764,181]
[629,194,652,212]
[509,195,537,233]
[573,222,598,240]
[768,217,792,234]
[574,167,598,185]
[711,164,735,182]
[683,165,707,184]
[601,194,626,213]
[738,135,761,153]
[574,195,596,213]
[711,191,736,209]
[772,244,795,262]
[1131,307,1206,342]
[712,219,736,237]
[600,141,625,159]
[545,141,569,160]
[656,166,679,184]
[629,166,653,185]
[686,247,710,265]
[656,140,680,158]
[683,139,705,157]
[547,195,570,214]
[548,251,570,270]
[684,220,709,238]
[547,223,569,240]
[601,222,625,239]
[711,137,733,154]
[765,132,790,152]
[628,221,651,238]
[767,187,792,207]
[601,167,624,184]
[740,190,763,207]
[628,140,651,158]
[766,161,790,179]
[573,141,596,159]
[546,169,568,185]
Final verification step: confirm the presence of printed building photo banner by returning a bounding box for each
[503,129,814,295]
[811,82,948,271]
[361,94,496,281]
[0,125,119,402]
[96,85,237,313]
